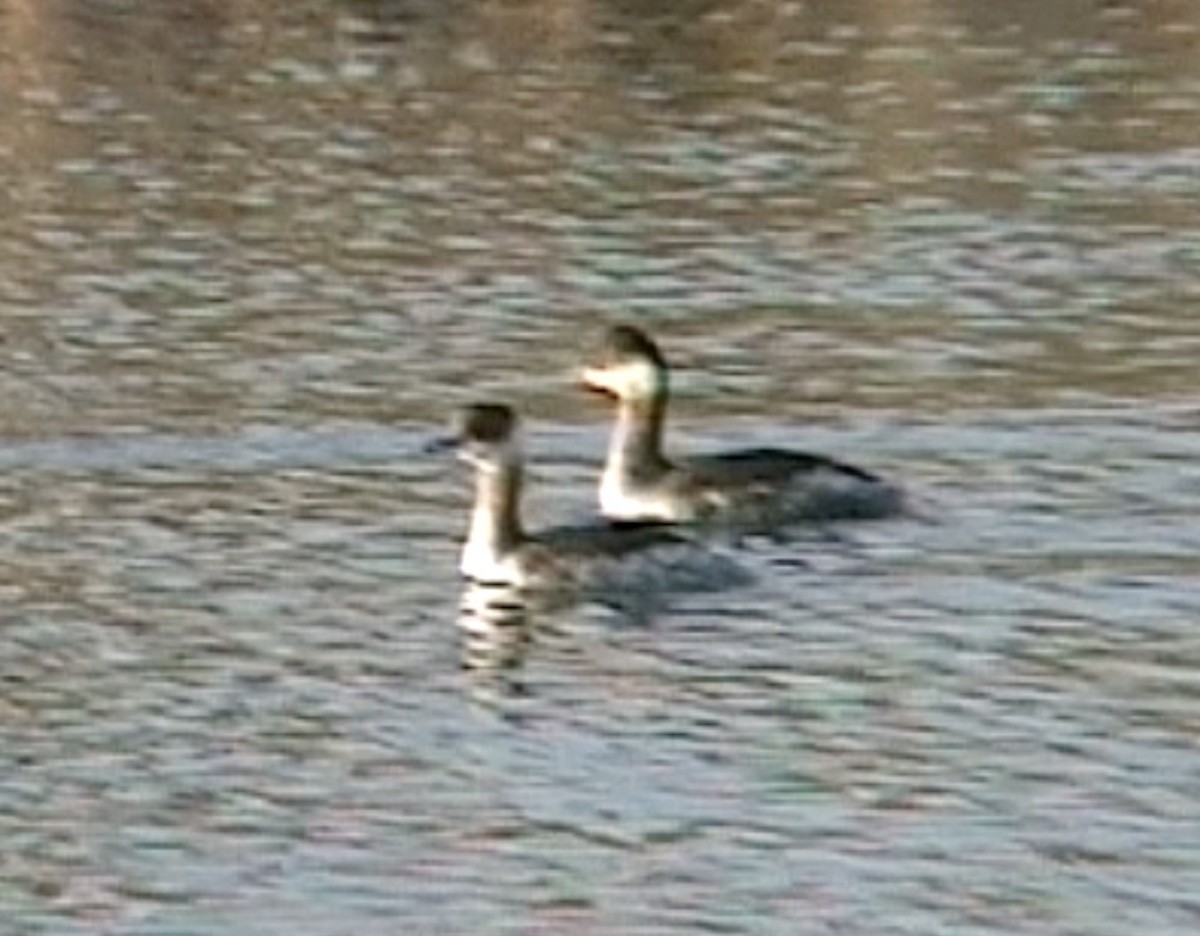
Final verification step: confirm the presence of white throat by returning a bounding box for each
[460,452,524,583]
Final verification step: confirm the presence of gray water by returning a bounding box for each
[2,1,1199,933]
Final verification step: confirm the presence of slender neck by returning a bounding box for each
[466,460,524,560]
[610,393,670,479]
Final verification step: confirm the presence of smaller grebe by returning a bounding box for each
[431,403,685,589]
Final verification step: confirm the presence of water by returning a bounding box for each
[2,0,1198,932]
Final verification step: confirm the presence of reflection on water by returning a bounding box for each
[457,535,753,695]
[2,0,1199,933]
[459,580,535,677]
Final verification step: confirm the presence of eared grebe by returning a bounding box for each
[432,403,685,589]
[580,325,903,525]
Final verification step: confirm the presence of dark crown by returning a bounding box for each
[457,403,518,445]
[602,324,666,368]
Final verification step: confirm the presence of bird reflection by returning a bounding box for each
[458,579,538,676]
[456,539,754,700]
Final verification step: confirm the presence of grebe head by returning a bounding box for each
[433,403,521,473]
[581,324,668,405]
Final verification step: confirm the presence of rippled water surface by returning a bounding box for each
[2,1,1198,933]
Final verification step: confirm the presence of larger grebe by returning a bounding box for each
[581,325,903,525]
[432,403,684,589]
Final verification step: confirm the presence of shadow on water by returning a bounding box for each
[455,530,757,701]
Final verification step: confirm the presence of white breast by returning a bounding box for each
[598,467,685,522]
[460,540,524,585]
